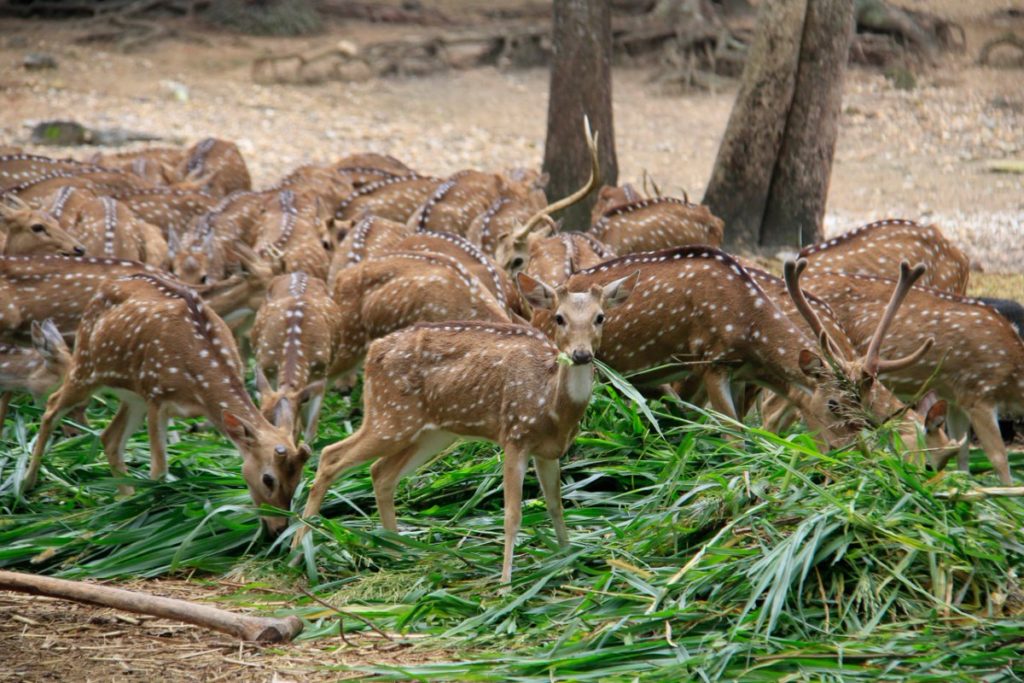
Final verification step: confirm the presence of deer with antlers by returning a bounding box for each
[529,247,960,458]
[588,196,724,256]
[251,272,340,444]
[26,272,311,531]
[0,194,85,257]
[798,264,1023,483]
[799,219,970,294]
[293,271,639,583]
[0,319,71,427]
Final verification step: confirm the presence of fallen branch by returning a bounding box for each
[935,486,1024,502]
[0,570,303,643]
[979,32,1024,67]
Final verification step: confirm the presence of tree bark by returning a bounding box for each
[760,0,854,247]
[543,0,617,231]
[701,0,807,248]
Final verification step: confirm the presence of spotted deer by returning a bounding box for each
[328,215,413,280]
[251,272,340,443]
[111,187,218,253]
[87,147,187,185]
[332,153,414,188]
[800,219,970,294]
[530,247,955,453]
[799,265,1024,483]
[293,271,639,583]
[0,153,121,189]
[0,194,85,257]
[334,174,443,223]
[409,170,547,237]
[589,183,642,223]
[4,169,147,203]
[589,196,724,256]
[523,232,615,287]
[36,186,168,266]
[466,196,541,257]
[0,319,71,427]
[326,250,512,384]
[252,189,330,281]
[26,273,311,532]
[0,255,159,342]
[169,138,251,198]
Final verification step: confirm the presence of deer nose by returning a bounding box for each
[72,246,86,256]
[571,350,593,365]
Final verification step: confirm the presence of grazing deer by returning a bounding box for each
[0,255,160,342]
[589,196,724,255]
[169,138,251,198]
[409,170,547,237]
[251,272,340,443]
[326,250,511,383]
[334,174,442,223]
[252,189,330,281]
[332,153,414,188]
[530,247,954,452]
[26,273,311,532]
[0,319,70,427]
[523,232,615,287]
[0,194,85,257]
[111,188,218,253]
[800,265,1024,483]
[293,271,639,583]
[36,186,168,266]
[466,196,540,257]
[87,147,187,185]
[799,219,970,294]
[329,215,413,279]
[589,183,642,223]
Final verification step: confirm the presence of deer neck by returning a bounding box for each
[554,360,595,413]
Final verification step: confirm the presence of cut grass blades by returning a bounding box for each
[1,387,1024,679]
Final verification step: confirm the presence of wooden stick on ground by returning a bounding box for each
[935,486,1024,502]
[0,570,303,643]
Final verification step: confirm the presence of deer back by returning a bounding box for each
[466,196,540,256]
[333,153,414,188]
[329,216,413,280]
[334,174,442,223]
[173,138,252,198]
[525,232,616,287]
[590,197,724,255]
[253,190,330,281]
[590,183,642,223]
[409,170,504,236]
[88,148,187,185]
[800,219,970,294]
[0,153,110,190]
[112,188,217,244]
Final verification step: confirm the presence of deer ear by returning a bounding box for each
[799,349,828,379]
[516,272,557,311]
[602,270,639,309]
[298,380,326,403]
[254,366,271,394]
[223,411,258,446]
[925,399,948,432]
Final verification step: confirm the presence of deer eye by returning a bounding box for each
[262,473,276,490]
[595,313,605,325]
[827,398,842,415]
[199,275,208,285]
[31,224,46,234]
[554,313,566,326]
[510,257,524,270]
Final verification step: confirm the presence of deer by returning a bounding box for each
[0,319,71,427]
[3,168,149,200]
[334,174,443,224]
[589,196,724,256]
[0,153,120,189]
[251,272,340,444]
[251,189,330,281]
[35,186,168,267]
[110,187,218,254]
[169,138,252,198]
[799,264,1024,484]
[799,219,971,294]
[523,232,616,287]
[292,271,640,584]
[26,272,311,533]
[86,147,188,185]
[332,153,415,188]
[408,169,547,237]
[589,183,642,223]
[529,246,961,458]
[0,194,86,257]
[0,255,160,342]
[328,215,414,280]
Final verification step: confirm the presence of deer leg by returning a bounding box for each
[24,382,92,492]
[500,445,529,585]
[292,426,405,551]
[99,396,146,496]
[147,403,170,480]
[703,369,738,421]
[967,404,1013,485]
[945,406,972,472]
[301,386,326,446]
[370,430,456,532]
[533,455,569,548]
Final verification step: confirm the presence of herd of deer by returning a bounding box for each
[1,126,1021,582]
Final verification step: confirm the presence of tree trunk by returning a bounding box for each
[702,0,807,249]
[760,0,854,247]
[542,0,617,231]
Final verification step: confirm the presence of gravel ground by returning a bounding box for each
[0,13,1021,274]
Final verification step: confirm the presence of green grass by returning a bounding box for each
[2,380,1024,681]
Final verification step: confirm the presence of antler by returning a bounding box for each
[512,117,601,242]
[784,258,845,362]
[864,260,932,375]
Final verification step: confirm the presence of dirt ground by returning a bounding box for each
[0,3,1023,679]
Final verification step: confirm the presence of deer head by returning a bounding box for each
[495,119,601,274]
[0,194,85,257]
[786,258,963,461]
[254,366,325,442]
[27,318,71,396]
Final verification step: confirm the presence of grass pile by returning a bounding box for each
[2,380,1024,680]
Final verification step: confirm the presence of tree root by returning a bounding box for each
[979,32,1024,67]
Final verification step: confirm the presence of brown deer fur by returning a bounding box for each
[0,194,85,257]
[0,319,70,426]
[589,197,724,255]
[334,175,442,223]
[799,219,970,294]
[523,232,616,287]
[26,273,311,533]
[294,271,639,583]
